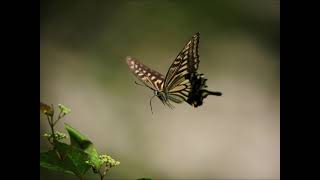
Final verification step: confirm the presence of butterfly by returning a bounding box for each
[126,32,222,113]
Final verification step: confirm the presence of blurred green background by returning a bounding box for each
[40,0,279,179]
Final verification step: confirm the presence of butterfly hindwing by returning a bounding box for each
[161,32,201,104]
[126,32,222,110]
[164,32,222,107]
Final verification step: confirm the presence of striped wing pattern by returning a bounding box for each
[164,32,200,104]
[164,32,199,88]
[126,32,222,109]
[126,56,164,91]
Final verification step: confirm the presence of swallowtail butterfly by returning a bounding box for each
[126,32,222,112]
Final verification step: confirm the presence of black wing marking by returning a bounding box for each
[163,32,200,91]
[126,56,164,91]
[126,32,222,109]
[164,32,222,107]
[186,73,222,107]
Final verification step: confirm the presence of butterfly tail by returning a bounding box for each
[204,90,222,96]
[186,73,222,107]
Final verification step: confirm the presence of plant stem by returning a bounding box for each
[49,116,56,139]
[46,115,55,144]
[53,111,63,126]
[100,175,105,180]
[46,115,52,128]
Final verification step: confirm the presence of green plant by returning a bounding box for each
[40,102,120,180]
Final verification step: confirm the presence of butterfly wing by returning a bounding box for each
[126,32,222,110]
[162,32,200,103]
[126,56,165,91]
[164,32,222,107]
[164,32,200,89]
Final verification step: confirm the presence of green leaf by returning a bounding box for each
[64,123,91,149]
[64,123,102,169]
[40,150,74,175]
[40,142,91,178]
[137,178,152,180]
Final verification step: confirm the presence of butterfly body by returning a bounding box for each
[126,32,222,110]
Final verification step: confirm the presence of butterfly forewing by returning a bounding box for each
[126,56,165,91]
[160,32,201,103]
[126,32,222,110]
[164,32,200,91]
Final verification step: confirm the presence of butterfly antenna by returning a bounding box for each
[134,81,146,87]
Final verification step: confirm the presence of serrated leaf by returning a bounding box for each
[40,142,91,178]
[40,150,74,175]
[64,123,102,169]
[64,123,92,149]
[55,142,91,177]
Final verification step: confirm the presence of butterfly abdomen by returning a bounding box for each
[126,32,222,110]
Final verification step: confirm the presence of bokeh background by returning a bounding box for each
[40,0,279,179]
